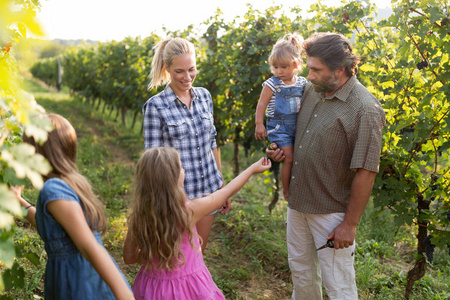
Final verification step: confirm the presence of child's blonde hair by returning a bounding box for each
[128,147,197,271]
[148,37,196,90]
[23,113,107,232]
[268,33,304,74]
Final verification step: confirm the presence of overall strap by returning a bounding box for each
[271,76,282,87]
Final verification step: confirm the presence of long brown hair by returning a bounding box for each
[127,147,196,271]
[23,113,106,232]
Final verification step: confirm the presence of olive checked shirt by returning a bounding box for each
[143,85,223,200]
[288,76,385,214]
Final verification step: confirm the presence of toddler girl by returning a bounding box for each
[255,33,307,201]
[123,147,271,299]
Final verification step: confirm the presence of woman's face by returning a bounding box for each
[166,53,197,94]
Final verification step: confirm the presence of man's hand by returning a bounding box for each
[327,221,357,249]
[265,143,285,162]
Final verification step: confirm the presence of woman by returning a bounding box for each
[143,37,229,252]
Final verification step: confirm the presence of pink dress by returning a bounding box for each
[132,228,225,300]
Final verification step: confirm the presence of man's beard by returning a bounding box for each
[311,73,340,94]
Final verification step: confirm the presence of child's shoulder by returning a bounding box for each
[295,76,308,87]
[40,178,79,203]
[262,76,278,89]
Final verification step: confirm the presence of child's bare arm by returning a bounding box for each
[48,200,134,300]
[189,157,272,224]
[255,86,273,140]
[123,230,140,265]
[10,185,36,227]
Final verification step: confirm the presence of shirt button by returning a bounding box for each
[294,161,298,165]
[306,130,310,133]
[299,145,302,149]
[314,114,317,117]
[191,118,194,121]
[195,133,198,136]
[291,176,295,179]
[197,147,200,150]
[201,175,204,178]
[199,160,202,164]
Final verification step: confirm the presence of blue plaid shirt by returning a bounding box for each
[143,85,223,199]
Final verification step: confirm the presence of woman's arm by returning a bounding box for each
[143,102,163,149]
[212,147,231,214]
[189,157,271,225]
[47,200,134,300]
[123,230,139,265]
[11,186,36,227]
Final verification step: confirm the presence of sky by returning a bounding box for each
[36,0,393,42]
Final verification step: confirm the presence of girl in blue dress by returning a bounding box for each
[12,113,134,300]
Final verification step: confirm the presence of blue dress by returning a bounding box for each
[35,178,131,299]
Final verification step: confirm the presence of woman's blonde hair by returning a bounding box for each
[148,37,196,90]
[23,113,107,232]
[268,33,304,74]
[128,147,196,271]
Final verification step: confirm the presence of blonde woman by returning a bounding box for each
[143,37,228,252]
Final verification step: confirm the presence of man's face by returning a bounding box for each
[306,56,340,94]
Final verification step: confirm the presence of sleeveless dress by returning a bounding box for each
[132,229,225,300]
[35,178,131,299]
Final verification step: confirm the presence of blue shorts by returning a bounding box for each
[266,118,297,148]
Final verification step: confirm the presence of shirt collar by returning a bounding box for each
[163,84,197,102]
[322,75,357,102]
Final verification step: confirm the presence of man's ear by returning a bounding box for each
[335,66,346,77]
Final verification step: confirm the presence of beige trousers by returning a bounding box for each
[286,208,358,300]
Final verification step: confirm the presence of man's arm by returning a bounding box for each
[327,168,377,249]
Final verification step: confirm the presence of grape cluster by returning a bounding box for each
[424,235,436,263]
[417,61,428,70]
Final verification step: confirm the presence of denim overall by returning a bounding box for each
[266,76,304,148]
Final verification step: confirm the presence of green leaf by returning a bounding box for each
[2,262,25,290]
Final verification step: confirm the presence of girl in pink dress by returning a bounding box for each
[123,147,271,299]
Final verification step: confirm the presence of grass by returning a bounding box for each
[4,79,450,299]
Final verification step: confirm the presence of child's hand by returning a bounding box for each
[250,157,272,174]
[10,185,24,198]
[255,124,267,140]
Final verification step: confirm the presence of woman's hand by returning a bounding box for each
[219,198,231,214]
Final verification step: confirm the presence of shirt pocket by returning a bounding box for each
[200,112,214,133]
[164,119,190,140]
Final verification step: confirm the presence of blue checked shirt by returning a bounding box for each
[143,85,223,199]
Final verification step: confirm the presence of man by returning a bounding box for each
[267,32,385,299]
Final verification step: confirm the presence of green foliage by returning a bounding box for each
[22,0,450,297]
[0,0,54,293]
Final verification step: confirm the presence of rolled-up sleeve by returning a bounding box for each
[350,108,385,173]
[143,102,163,149]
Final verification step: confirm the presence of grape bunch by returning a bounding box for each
[424,235,436,263]
[416,61,428,70]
